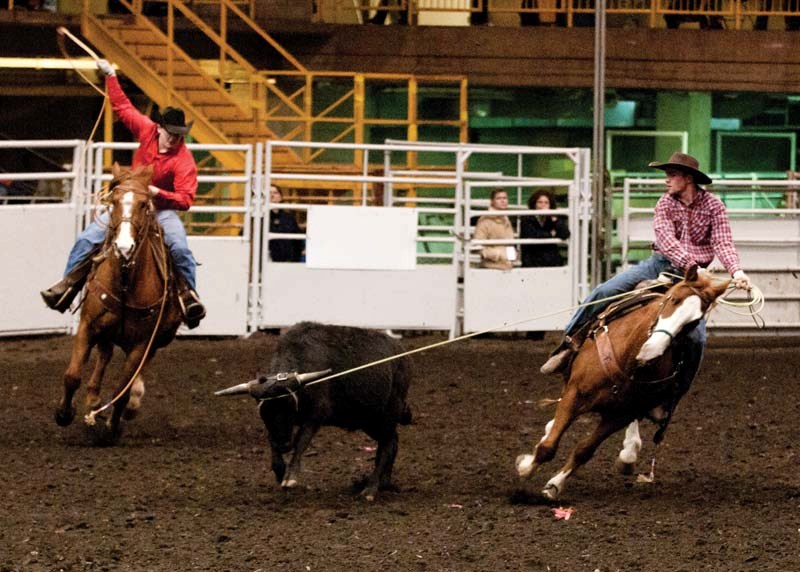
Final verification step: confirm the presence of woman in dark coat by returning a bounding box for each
[520,189,570,268]
[269,185,303,262]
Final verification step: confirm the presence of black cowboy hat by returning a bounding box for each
[648,152,712,185]
[152,106,193,136]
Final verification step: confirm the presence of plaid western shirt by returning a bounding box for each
[652,190,742,275]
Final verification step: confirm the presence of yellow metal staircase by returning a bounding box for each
[81,0,468,234]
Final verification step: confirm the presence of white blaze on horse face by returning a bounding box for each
[637,295,704,362]
[115,190,135,259]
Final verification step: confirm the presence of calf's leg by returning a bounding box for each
[282,423,319,489]
[361,427,399,501]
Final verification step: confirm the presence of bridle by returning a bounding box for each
[104,183,156,272]
[648,283,714,342]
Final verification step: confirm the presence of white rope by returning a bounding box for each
[257,280,672,402]
[257,272,765,402]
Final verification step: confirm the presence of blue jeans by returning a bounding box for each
[64,210,197,290]
[564,252,706,385]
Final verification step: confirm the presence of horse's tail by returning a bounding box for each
[537,397,561,409]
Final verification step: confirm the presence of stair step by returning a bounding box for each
[197,105,251,121]
[174,88,237,105]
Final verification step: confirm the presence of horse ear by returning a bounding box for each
[112,162,121,179]
[684,265,698,283]
[143,165,154,179]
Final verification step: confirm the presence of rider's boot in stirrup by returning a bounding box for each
[178,287,206,330]
[40,259,93,313]
[540,335,576,376]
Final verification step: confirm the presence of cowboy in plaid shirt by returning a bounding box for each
[541,152,752,377]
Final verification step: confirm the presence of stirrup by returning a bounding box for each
[179,289,206,329]
[41,281,80,313]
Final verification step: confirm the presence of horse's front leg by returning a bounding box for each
[615,420,643,475]
[542,415,631,500]
[516,387,581,479]
[85,340,113,410]
[56,322,94,427]
[107,345,150,441]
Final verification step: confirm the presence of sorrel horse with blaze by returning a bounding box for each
[516,267,730,499]
[55,164,182,443]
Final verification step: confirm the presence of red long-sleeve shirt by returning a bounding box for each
[106,75,197,211]
[653,190,742,275]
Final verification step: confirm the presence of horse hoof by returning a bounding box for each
[615,458,636,475]
[515,454,536,479]
[122,408,139,421]
[54,406,75,427]
[541,483,560,500]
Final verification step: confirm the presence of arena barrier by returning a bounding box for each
[620,178,800,334]
[2,138,591,337]
[260,140,591,337]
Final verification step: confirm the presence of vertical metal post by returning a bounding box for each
[249,142,263,332]
[591,0,606,287]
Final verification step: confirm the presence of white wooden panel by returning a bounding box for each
[0,205,76,336]
[306,206,417,271]
[463,266,574,332]
[183,237,250,336]
[260,264,456,330]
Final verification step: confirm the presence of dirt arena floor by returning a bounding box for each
[1,331,798,572]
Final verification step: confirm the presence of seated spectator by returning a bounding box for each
[268,184,303,262]
[474,188,516,270]
[520,189,570,268]
[520,0,566,27]
[471,0,489,25]
[367,0,408,25]
[664,0,724,29]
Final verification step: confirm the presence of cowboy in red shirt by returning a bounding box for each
[41,59,205,328]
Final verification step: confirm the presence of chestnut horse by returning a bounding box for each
[516,267,730,499]
[55,164,182,443]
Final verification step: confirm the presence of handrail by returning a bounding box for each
[85,0,467,170]
[317,0,800,30]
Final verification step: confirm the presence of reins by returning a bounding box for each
[85,189,171,426]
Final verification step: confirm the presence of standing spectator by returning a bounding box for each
[268,184,303,262]
[520,189,570,267]
[474,188,516,269]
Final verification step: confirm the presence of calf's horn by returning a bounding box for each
[296,369,333,384]
[214,378,261,397]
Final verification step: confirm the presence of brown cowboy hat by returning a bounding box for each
[648,152,712,185]
[152,107,193,136]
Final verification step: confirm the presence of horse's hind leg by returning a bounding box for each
[516,387,581,479]
[56,323,94,427]
[85,341,113,410]
[615,420,642,475]
[542,415,630,500]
